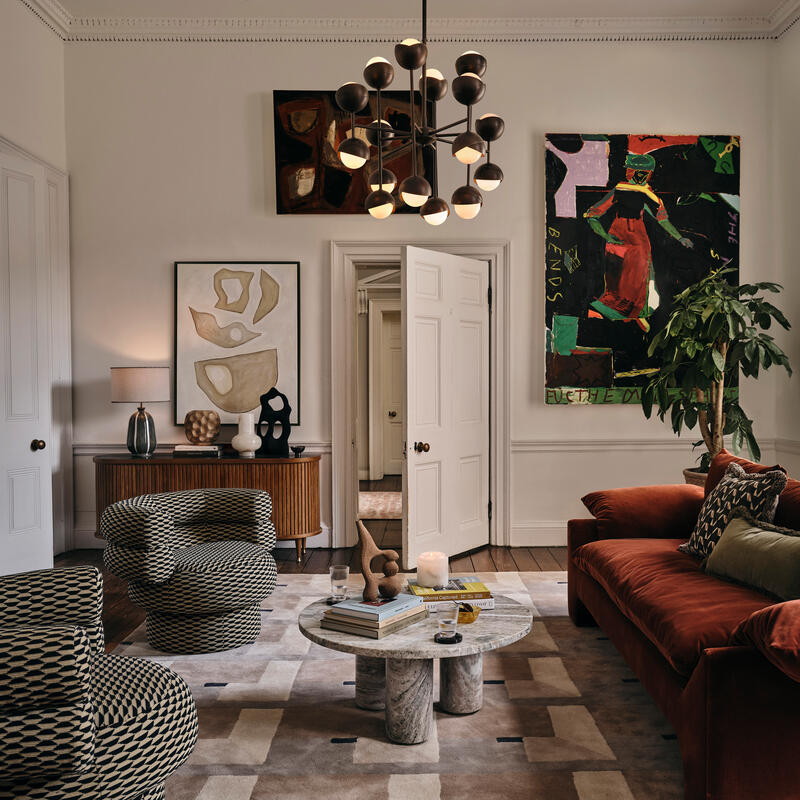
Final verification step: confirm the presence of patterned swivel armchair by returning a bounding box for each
[102,488,277,654]
[0,566,197,800]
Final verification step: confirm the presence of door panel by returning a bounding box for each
[402,246,490,568]
[0,153,54,575]
[381,311,404,475]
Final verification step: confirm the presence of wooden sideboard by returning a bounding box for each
[94,454,321,560]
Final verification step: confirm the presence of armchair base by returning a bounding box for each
[146,605,261,654]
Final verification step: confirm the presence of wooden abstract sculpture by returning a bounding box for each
[357,520,402,602]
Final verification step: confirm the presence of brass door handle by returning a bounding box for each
[388,411,397,418]
[413,441,430,453]
[30,439,46,452]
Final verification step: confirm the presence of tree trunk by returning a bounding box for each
[696,390,714,453]
[711,342,727,457]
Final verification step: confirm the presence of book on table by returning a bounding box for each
[321,606,429,639]
[406,576,493,602]
[327,594,423,621]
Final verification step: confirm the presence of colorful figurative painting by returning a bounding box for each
[544,133,740,404]
[273,90,435,214]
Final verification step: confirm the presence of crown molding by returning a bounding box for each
[19,0,800,42]
[19,0,70,38]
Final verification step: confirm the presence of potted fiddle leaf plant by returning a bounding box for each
[641,267,792,484]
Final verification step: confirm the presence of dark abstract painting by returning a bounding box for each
[544,133,740,404]
[273,90,435,214]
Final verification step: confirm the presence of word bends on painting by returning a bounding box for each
[544,133,740,405]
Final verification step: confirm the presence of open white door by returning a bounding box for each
[0,152,54,575]
[402,246,490,569]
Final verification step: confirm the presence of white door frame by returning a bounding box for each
[368,297,401,481]
[331,240,511,549]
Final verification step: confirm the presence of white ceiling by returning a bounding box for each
[58,0,786,20]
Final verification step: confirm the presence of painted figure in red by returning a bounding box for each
[584,153,693,332]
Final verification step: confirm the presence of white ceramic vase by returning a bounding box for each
[231,412,260,458]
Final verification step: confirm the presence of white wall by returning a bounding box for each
[0,2,65,169]
[64,36,781,546]
[774,23,800,475]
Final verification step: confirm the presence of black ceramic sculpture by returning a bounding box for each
[256,387,291,457]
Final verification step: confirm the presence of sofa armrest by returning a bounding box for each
[581,483,704,539]
[0,567,104,655]
[681,645,800,800]
[0,626,96,781]
[203,489,276,550]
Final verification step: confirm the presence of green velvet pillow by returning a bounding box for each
[705,509,800,600]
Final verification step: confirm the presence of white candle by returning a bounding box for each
[417,551,449,589]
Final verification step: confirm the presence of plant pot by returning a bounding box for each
[682,468,707,488]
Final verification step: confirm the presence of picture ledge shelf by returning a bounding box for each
[20,0,800,42]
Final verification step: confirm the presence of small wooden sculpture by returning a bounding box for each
[357,520,403,602]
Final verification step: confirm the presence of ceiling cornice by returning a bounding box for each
[19,0,800,43]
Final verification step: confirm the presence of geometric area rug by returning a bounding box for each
[113,572,683,799]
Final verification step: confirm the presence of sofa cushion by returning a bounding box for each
[732,601,800,682]
[573,538,774,676]
[704,449,786,497]
[581,484,704,539]
[682,463,787,558]
[705,511,800,600]
[775,478,800,530]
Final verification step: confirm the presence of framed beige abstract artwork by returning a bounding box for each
[174,261,300,425]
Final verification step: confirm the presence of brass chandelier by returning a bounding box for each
[335,0,505,225]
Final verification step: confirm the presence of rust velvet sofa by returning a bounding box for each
[568,450,800,800]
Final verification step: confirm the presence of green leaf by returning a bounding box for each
[711,349,725,372]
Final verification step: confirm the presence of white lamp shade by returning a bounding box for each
[110,367,171,403]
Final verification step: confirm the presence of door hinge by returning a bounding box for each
[487,286,493,310]
[488,500,493,520]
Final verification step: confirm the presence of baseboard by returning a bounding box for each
[510,521,567,547]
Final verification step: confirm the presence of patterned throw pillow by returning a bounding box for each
[680,463,787,558]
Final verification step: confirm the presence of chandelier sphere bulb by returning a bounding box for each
[475,113,505,142]
[366,119,394,147]
[368,168,398,193]
[366,189,396,219]
[452,131,486,165]
[364,56,394,90]
[420,68,448,102]
[474,161,504,192]
[338,137,370,169]
[455,51,487,77]
[395,38,428,70]
[452,184,483,219]
[420,196,450,226]
[335,82,369,114]
[399,175,432,207]
[452,72,486,106]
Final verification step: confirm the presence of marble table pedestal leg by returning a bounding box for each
[385,657,433,744]
[355,655,386,710]
[439,653,483,714]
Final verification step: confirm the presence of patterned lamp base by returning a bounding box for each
[127,405,157,457]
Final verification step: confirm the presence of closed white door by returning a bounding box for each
[381,310,404,475]
[401,246,490,568]
[0,153,54,575]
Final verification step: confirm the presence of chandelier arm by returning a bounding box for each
[379,140,414,161]
[409,69,417,176]
[487,140,491,163]
[421,0,427,131]
[376,89,384,177]
[430,118,469,135]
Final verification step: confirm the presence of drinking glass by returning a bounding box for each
[437,602,460,640]
[330,565,349,602]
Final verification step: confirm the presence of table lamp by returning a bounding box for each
[111,367,171,457]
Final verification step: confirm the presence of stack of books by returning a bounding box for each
[321,595,428,639]
[406,575,494,610]
[172,444,222,458]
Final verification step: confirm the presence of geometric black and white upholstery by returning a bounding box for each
[102,489,277,654]
[0,566,197,800]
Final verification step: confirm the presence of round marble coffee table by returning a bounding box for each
[298,594,532,744]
